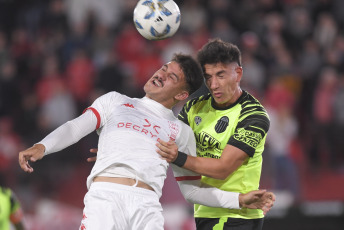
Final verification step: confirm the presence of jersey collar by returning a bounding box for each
[211,90,247,110]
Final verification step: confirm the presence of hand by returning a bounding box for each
[18,144,45,173]
[87,148,98,162]
[239,190,276,215]
[156,139,179,163]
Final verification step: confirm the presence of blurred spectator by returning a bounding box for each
[332,74,344,170]
[161,34,195,63]
[313,12,338,50]
[40,0,69,35]
[35,55,66,105]
[10,28,33,76]
[265,80,300,201]
[91,25,114,69]
[310,67,339,169]
[0,31,10,70]
[65,0,123,30]
[179,0,207,34]
[0,117,23,186]
[65,48,95,108]
[210,16,239,44]
[61,21,90,67]
[297,38,322,80]
[95,52,129,96]
[0,60,21,117]
[240,32,266,97]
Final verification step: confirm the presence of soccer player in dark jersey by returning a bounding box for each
[0,186,25,230]
[157,38,271,230]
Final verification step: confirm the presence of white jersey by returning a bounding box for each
[85,92,196,198]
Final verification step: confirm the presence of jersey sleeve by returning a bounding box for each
[228,112,270,157]
[177,102,190,125]
[83,92,123,129]
[38,110,98,155]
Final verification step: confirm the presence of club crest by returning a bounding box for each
[215,116,229,133]
[194,116,202,125]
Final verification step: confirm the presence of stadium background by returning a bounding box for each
[0,0,343,229]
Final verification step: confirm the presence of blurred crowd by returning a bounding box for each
[1,0,344,228]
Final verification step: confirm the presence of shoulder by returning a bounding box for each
[238,92,270,132]
[183,94,212,112]
[94,91,130,105]
[179,94,211,123]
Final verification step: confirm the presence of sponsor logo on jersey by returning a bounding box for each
[116,118,161,140]
[195,131,221,153]
[233,128,262,148]
[194,116,202,125]
[215,116,229,133]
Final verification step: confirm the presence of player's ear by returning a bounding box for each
[175,90,189,101]
[236,66,243,82]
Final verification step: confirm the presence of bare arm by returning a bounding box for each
[157,139,247,179]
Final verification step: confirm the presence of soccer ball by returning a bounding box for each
[133,0,181,40]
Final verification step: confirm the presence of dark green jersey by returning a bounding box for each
[0,187,21,229]
[178,91,270,219]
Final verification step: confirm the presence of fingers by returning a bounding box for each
[156,149,173,163]
[262,205,271,215]
[251,189,266,197]
[18,152,34,173]
[87,148,98,162]
[89,148,98,154]
[18,145,45,173]
[156,139,179,163]
[87,156,97,162]
[267,192,276,201]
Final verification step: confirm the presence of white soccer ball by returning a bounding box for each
[133,0,181,40]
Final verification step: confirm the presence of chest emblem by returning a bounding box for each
[215,116,229,133]
[194,116,202,126]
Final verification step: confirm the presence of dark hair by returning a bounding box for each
[172,53,203,95]
[197,38,242,74]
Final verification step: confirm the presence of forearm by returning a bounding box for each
[178,180,240,209]
[183,156,235,180]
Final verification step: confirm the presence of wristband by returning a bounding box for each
[172,151,188,167]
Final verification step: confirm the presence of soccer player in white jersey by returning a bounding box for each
[19,53,274,230]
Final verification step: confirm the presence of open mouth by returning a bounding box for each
[153,78,163,87]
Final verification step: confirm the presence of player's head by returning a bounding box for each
[197,38,242,68]
[197,38,243,108]
[144,53,203,109]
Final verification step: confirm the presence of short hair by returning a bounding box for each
[171,53,203,95]
[197,38,242,74]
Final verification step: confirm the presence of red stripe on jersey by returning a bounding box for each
[175,176,202,181]
[83,107,101,129]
